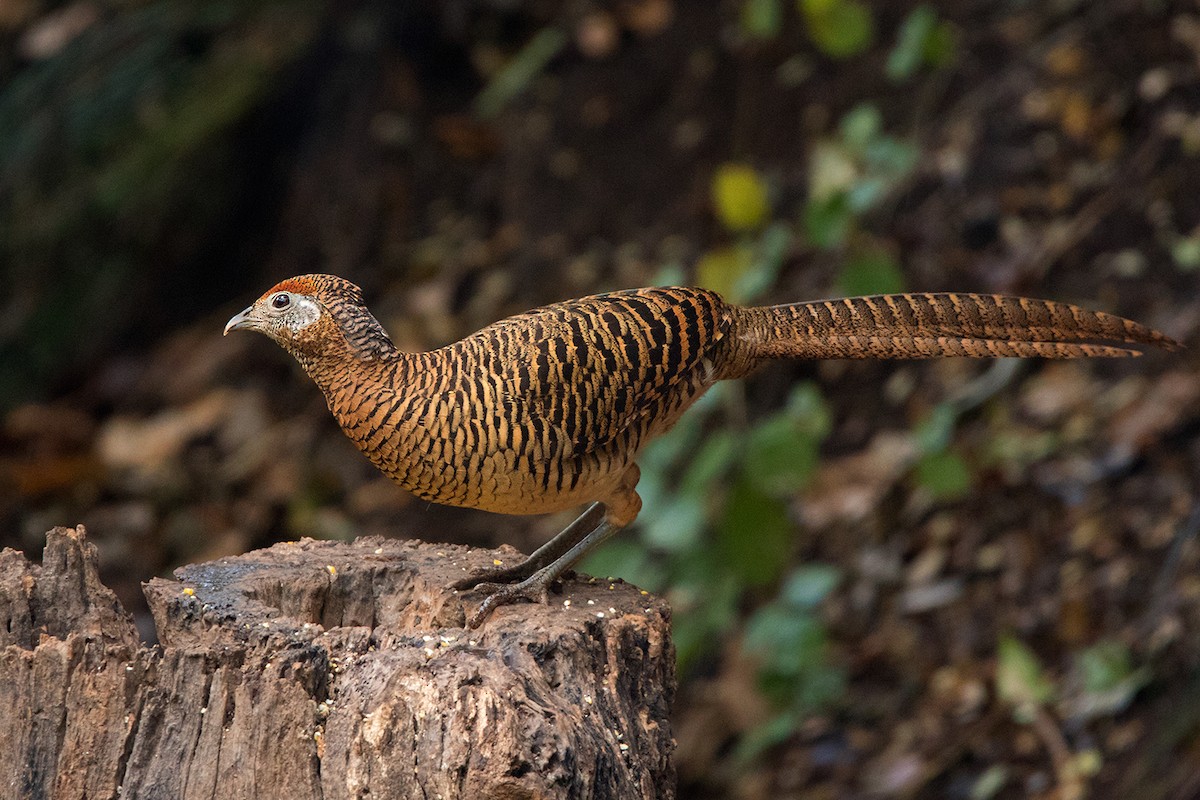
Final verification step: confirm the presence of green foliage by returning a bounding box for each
[743,417,819,496]
[910,401,975,499]
[474,28,568,119]
[697,222,792,303]
[914,450,972,500]
[742,0,959,84]
[612,0,973,761]
[718,478,793,587]
[993,634,1150,792]
[1070,640,1151,719]
[799,0,874,58]
[582,381,835,680]
[804,105,919,250]
[997,635,1152,725]
[970,765,1010,800]
[671,568,743,667]
[996,634,1055,723]
[914,402,958,452]
[887,6,957,81]
[1172,233,1200,271]
[741,0,784,40]
[803,193,853,250]
[838,241,906,295]
[624,100,923,759]
[739,564,845,756]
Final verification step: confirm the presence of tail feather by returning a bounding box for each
[743,293,1180,360]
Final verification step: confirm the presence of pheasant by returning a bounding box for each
[225,275,1178,626]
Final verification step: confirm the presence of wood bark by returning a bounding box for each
[0,526,675,799]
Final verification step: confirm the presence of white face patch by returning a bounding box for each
[290,296,321,331]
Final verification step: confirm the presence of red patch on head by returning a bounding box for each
[259,275,319,301]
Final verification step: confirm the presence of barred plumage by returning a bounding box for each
[743,293,1174,360]
[225,275,1179,626]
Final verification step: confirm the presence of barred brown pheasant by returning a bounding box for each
[225,275,1178,626]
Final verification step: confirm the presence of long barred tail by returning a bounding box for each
[742,293,1180,360]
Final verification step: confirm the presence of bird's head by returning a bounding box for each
[224,274,394,364]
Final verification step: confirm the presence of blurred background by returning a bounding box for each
[1,0,1198,797]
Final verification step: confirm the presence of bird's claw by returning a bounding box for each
[465,581,551,629]
[451,562,537,591]
[450,574,485,591]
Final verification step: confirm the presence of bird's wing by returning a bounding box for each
[480,287,732,462]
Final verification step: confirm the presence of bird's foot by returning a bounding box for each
[450,559,542,591]
[464,576,554,629]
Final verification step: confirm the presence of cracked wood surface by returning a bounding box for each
[0,526,675,800]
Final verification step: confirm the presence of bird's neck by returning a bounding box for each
[288,311,411,394]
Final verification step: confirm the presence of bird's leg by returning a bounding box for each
[467,519,624,627]
[466,466,642,628]
[450,502,605,590]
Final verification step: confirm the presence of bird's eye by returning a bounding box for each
[271,293,291,310]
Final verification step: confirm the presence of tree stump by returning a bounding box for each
[0,526,675,799]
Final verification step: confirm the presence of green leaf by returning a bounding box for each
[712,163,771,231]
[914,450,972,499]
[786,382,833,438]
[844,176,888,212]
[887,6,938,81]
[746,602,844,710]
[1172,235,1200,271]
[924,20,958,68]
[717,478,794,586]
[863,137,919,177]
[914,402,958,453]
[671,572,741,669]
[791,660,845,711]
[742,0,783,39]
[887,7,956,81]
[838,244,905,295]
[996,635,1055,722]
[970,765,1009,800]
[699,223,792,305]
[781,564,841,608]
[642,496,708,553]
[1079,640,1135,693]
[839,104,883,150]
[743,415,821,496]
[803,194,853,249]
[681,430,739,495]
[800,0,874,58]
[746,607,825,668]
[732,222,793,303]
[735,710,803,760]
[474,28,567,119]
[1071,640,1150,718]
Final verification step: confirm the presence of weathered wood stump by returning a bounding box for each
[0,526,675,799]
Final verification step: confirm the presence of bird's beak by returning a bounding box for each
[224,306,257,336]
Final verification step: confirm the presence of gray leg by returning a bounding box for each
[466,518,624,629]
[450,502,605,590]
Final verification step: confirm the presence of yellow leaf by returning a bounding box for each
[697,245,753,298]
[712,163,770,231]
